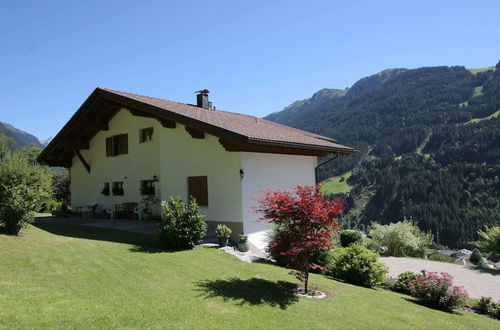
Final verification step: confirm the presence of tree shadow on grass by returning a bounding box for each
[403,297,462,315]
[197,277,299,309]
[33,221,172,254]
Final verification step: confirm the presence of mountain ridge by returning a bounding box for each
[264,61,500,247]
[0,121,43,148]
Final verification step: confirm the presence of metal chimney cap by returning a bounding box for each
[195,89,209,94]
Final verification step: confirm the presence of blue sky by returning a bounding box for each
[1,0,499,140]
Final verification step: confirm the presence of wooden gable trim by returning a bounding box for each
[73,149,91,173]
[185,126,205,139]
[159,119,176,128]
[219,139,330,157]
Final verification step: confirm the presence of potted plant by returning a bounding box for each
[140,195,158,221]
[238,234,249,252]
[216,224,232,247]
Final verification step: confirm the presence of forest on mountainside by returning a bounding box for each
[265,61,500,248]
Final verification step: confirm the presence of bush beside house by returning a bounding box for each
[158,196,207,249]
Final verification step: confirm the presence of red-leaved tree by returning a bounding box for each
[256,185,344,292]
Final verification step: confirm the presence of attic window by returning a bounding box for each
[106,134,128,157]
[188,176,208,206]
[140,127,153,143]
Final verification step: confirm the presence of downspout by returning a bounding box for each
[315,150,339,184]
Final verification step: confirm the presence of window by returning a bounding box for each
[112,182,124,196]
[101,182,110,196]
[140,127,153,143]
[140,180,155,195]
[106,134,128,157]
[188,176,208,206]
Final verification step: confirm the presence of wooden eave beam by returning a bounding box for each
[127,107,177,129]
[65,141,90,150]
[73,149,90,173]
[219,139,330,157]
[185,126,205,139]
[159,119,176,128]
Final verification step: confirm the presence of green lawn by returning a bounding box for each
[1,223,498,329]
[321,171,353,194]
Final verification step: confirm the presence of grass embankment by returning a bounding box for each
[321,171,353,194]
[1,222,498,329]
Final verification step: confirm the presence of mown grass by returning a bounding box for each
[1,222,498,329]
[321,171,353,194]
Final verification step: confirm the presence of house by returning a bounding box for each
[38,88,354,251]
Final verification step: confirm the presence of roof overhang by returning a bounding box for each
[37,88,355,167]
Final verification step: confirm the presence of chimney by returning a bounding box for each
[195,89,212,109]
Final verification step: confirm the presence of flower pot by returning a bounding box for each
[142,212,152,221]
[218,237,229,247]
[238,242,249,252]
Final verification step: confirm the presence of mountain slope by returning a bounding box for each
[265,61,500,247]
[0,122,42,149]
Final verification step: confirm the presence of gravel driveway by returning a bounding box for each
[381,257,500,301]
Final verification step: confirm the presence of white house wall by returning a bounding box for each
[240,152,316,251]
[70,107,317,249]
[70,109,161,212]
[158,123,243,231]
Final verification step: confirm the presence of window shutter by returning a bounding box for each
[106,137,112,156]
[120,134,128,154]
[188,176,208,206]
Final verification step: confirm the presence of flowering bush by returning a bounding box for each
[408,270,468,311]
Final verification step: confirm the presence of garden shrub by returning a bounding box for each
[408,270,468,311]
[309,249,335,274]
[340,230,362,247]
[363,237,380,252]
[476,226,500,255]
[426,251,455,263]
[327,244,388,287]
[393,271,418,294]
[158,196,207,249]
[369,220,433,257]
[469,249,483,266]
[0,155,52,235]
[472,297,495,315]
[44,200,63,215]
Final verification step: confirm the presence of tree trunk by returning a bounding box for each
[304,268,309,293]
[5,222,21,235]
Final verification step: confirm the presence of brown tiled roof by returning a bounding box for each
[37,88,354,167]
[100,88,353,152]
